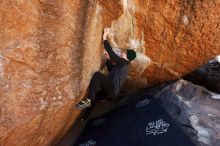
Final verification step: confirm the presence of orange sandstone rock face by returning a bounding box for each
[108,0,220,89]
[0,0,219,145]
[0,1,103,145]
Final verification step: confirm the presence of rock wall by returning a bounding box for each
[109,0,220,89]
[0,1,103,145]
[0,0,219,145]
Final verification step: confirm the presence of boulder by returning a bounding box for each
[184,56,220,93]
[0,0,219,145]
[154,80,220,146]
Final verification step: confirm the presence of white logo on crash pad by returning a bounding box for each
[136,99,151,108]
[79,139,96,146]
[146,119,170,136]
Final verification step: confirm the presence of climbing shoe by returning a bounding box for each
[76,98,91,109]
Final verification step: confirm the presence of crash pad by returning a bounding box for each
[75,97,195,146]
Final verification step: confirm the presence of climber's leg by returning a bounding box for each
[87,71,115,100]
[76,71,115,109]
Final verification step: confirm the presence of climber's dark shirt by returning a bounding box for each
[103,40,130,94]
[106,60,115,72]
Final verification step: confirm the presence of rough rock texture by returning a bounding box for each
[0,1,103,146]
[0,0,220,145]
[153,80,220,146]
[120,0,220,88]
[184,56,220,93]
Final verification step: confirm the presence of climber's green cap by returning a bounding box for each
[126,49,136,61]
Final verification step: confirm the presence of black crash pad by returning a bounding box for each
[75,98,195,146]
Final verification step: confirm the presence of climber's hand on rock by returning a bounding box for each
[104,51,110,60]
[104,28,110,34]
[103,28,110,40]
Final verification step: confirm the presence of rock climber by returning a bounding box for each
[76,28,136,109]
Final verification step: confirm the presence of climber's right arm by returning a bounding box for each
[103,40,121,62]
[103,28,121,63]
